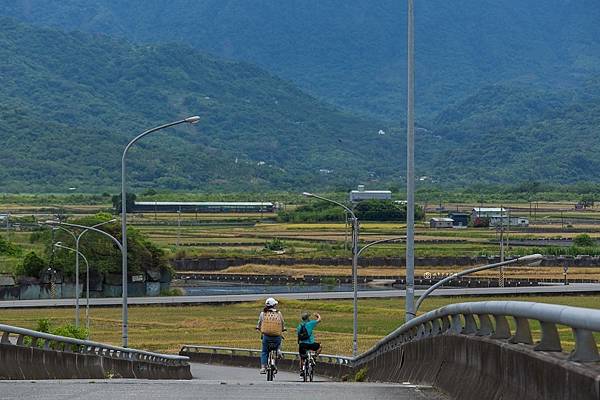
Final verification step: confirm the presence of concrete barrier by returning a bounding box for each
[0,342,192,380]
[356,335,600,400]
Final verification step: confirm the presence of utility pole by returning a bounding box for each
[405,0,416,322]
[344,211,349,251]
[176,206,181,251]
[499,206,505,288]
[5,212,9,241]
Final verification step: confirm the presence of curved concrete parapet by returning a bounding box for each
[0,324,191,380]
[353,301,600,400]
[355,334,600,400]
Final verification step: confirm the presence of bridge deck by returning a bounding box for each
[0,363,447,400]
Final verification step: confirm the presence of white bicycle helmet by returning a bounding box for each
[265,297,278,307]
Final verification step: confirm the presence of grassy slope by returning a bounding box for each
[0,296,598,355]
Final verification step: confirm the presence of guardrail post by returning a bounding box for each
[491,315,511,339]
[431,318,441,335]
[534,321,562,352]
[569,328,600,362]
[450,314,462,334]
[509,317,533,344]
[462,314,478,335]
[476,314,494,336]
[441,316,451,333]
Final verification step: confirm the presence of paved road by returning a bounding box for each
[0,283,598,308]
[0,363,447,400]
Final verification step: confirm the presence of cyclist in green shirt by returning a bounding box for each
[297,311,321,375]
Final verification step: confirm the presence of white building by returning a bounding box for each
[471,207,507,219]
[489,216,529,227]
[349,185,392,202]
[430,217,454,228]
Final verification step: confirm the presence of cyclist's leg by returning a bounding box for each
[260,335,269,369]
[298,343,308,372]
[274,335,282,351]
[312,342,322,356]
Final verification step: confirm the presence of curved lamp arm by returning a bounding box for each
[357,236,406,258]
[54,242,89,269]
[302,192,356,220]
[43,221,123,252]
[412,253,543,316]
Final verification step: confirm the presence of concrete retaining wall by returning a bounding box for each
[356,335,600,400]
[0,343,191,380]
[172,255,600,271]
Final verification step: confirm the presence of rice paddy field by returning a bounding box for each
[3,199,600,278]
[0,295,598,355]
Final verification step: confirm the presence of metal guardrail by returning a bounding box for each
[358,301,600,364]
[180,345,352,365]
[0,323,189,366]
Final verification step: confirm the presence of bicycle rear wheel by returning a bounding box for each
[267,351,276,381]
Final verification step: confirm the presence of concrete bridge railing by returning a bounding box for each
[0,323,191,379]
[354,301,600,400]
[361,300,600,363]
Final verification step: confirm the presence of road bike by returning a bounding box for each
[301,350,316,382]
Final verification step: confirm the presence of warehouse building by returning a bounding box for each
[349,185,392,202]
[132,201,275,213]
[430,217,454,228]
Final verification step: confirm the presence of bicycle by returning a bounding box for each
[266,343,279,381]
[301,350,316,382]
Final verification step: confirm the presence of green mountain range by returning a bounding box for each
[1,2,600,192]
[0,17,431,192]
[3,1,600,121]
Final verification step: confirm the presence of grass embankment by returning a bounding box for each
[1,296,598,355]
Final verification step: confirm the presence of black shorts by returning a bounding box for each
[299,342,321,356]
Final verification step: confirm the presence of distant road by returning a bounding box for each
[1,284,599,308]
[0,363,447,400]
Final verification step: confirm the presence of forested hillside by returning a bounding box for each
[2,5,600,191]
[430,81,600,183]
[3,1,600,120]
[0,18,441,192]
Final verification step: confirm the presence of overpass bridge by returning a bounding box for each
[1,301,600,399]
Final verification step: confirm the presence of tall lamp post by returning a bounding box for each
[303,192,360,356]
[412,254,543,315]
[405,0,416,322]
[121,116,200,347]
[54,242,91,333]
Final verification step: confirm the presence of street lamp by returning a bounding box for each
[52,220,115,328]
[121,115,199,347]
[74,219,116,329]
[405,0,416,323]
[411,254,543,315]
[42,220,125,345]
[54,242,91,333]
[303,192,360,356]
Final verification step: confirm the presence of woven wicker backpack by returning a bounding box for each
[260,311,283,336]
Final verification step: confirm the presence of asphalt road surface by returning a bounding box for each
[1,283,598,308]
[0,363,448,400]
